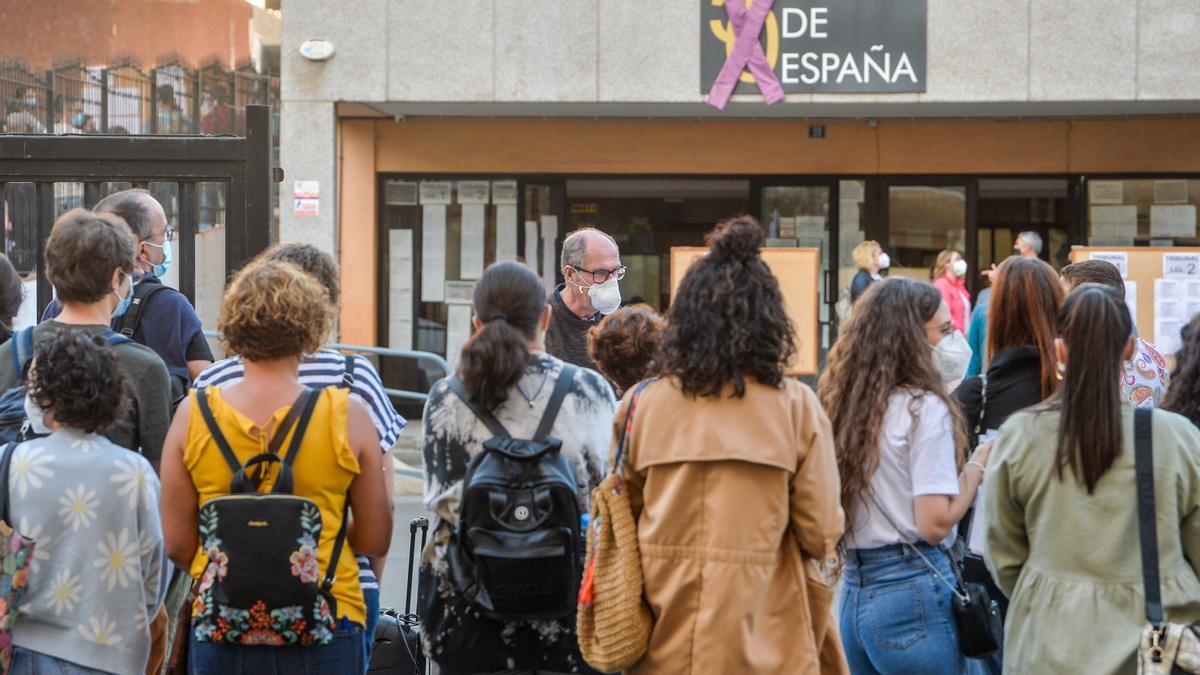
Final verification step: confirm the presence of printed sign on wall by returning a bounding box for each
[701,0,926,97]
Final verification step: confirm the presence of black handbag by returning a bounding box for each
[870,495,1003,659]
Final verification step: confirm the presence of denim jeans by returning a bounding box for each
[10,649,110,675]
[362,585,380,671]
[839,543,969,675]
[189,619,364,675]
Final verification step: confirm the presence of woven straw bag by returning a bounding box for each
[577,380,654,673]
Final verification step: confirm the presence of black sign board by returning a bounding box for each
[701,0,927,95]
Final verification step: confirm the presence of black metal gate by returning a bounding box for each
[0,104,272,321]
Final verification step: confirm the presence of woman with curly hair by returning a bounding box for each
[1163,314,1200,427]
[819,276,988,674]
[587,304,663,396]
[159,258,391,674]
[621,216,845,674]
[8,328,168,675]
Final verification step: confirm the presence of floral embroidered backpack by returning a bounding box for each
[190,387,350,647]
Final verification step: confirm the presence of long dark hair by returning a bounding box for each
[660,216,795,397]
[818,277,968,541]
[987,256,1064,397]
[1047,284,1133,493]
[458,262,546,410]
[1161,314,1200,428]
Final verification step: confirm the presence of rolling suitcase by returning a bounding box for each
[368,517,428,675]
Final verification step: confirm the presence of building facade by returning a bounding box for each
[280,0,1200,385]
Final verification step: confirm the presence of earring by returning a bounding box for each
[1056,361,1066,381]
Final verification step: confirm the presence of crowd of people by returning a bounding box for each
[0,191,403,674]
[2,199,1200,674]
[414,219,1200,675]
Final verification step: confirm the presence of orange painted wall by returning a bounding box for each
[338,119,377,346]
[343,115,1200,345]
[0,0,253,68]
[373,117,1200,176]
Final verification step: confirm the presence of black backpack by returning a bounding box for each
[116,279,190,408]
[0,326,132,443]
[444,364,583,621]
[190,386,351,647]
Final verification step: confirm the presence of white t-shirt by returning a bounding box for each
[845,389,961,550]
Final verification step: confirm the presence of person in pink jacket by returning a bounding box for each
[932,249,971,334]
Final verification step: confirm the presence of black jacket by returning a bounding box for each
[954,345,1047,443]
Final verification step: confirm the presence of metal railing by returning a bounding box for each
[202,331,451,403]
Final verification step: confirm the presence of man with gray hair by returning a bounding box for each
[1013,231,1043,259]
[546,228,624,371]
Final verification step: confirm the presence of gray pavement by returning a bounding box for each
[379,494,433,611]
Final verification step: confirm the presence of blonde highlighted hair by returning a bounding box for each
[852,240,882,270]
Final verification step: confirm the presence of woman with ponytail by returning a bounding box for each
[984,284,1200,674]
[621,216,845,674]
[418,261,615,674]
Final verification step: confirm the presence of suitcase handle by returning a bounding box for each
[405,517,429,616]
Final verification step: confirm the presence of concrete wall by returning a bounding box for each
[283,0,1200,106]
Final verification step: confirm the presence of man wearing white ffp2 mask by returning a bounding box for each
[546,228,624,372]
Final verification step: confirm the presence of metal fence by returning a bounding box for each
[0,58,279,137]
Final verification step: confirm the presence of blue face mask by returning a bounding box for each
[144,239,172,278]
[153,239,172,278]
[112,274,132,318]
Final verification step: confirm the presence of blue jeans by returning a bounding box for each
[10,649,110,675]
[839,543,969,675]
[362,585,380,670]
[189,619,364,675]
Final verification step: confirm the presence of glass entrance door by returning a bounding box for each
[758,182,834,366]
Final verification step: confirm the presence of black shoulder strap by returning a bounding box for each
[533,364,576,441]
[1135,407,1163,627]
[115,279,166,338]
[341,353,356,389]
[445,376,510,439]
[0,441,18,524]
[195,388,243,475]
[320,502,350,612]
[279,388,320,468]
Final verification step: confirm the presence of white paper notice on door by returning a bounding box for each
[1089,181,1124,205]
[460,204,485,280]
[1088,251,1129,278]
[524,221,539,273]
[388,229,414,351]
[445,304,473,371]
[1090,206,1137,240]
[421,205,446,302]
[1150,205,1197,239]
[496,205,518,262]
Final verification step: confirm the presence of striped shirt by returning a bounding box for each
[194,348,407,591]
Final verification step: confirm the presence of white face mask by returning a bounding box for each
[952,259,968,278]
[23,394,51,435]
[580,277,621,315]
[877,252,891,270]
[932,331,972,384]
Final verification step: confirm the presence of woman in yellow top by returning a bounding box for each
[160,258,391,674]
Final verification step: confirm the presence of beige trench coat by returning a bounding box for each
[618,377,847,674]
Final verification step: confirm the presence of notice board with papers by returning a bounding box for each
[1071,246,1200,356]
[670,246,820,375]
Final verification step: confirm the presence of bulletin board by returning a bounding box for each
[1070,246,1200,355]
[670,246,820,375]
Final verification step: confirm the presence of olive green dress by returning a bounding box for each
[984,404,1200,675]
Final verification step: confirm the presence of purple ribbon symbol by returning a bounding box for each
[707,0,785,110]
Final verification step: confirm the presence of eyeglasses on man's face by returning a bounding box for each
[573,265,626,284]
